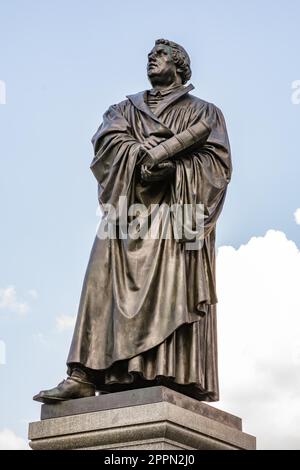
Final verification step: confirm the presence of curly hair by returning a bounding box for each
[155,38,192,84]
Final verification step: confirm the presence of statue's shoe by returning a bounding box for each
[33,377,96,403]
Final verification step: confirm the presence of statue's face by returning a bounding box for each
[147,44,179,86]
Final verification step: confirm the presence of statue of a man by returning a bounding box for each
[34,39,232,404]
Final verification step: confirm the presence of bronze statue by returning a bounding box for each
[34,39,232,404]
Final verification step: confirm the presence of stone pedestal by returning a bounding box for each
[29,386,256,450]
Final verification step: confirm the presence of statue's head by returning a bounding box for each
[147,39,192,87]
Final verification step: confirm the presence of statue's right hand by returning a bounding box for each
[143,135,165,150]
[138,147,156,168]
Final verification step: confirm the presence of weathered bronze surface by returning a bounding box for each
[34,39,232,404]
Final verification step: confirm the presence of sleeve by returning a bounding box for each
[90,104,141,209]
[170,103,232,242]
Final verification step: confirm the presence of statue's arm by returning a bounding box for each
[140,119,212,168]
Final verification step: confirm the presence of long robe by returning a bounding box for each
[67,84,232,401]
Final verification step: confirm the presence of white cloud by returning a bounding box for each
[0,286,29,315]
[56,314,76,332]
[0,429,28,450]
[294,208,300,225]
[216,230,300,449]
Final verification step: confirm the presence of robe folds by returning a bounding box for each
[67,84,232,401]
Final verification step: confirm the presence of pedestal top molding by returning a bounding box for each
[29,386,256,450]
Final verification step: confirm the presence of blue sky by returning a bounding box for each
[0,0,299,449]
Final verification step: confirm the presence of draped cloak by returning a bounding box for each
[67,84,232,401]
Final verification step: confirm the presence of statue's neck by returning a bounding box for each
[151,76,183,92]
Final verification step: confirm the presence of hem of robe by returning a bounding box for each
[67,319,219,403]
[67,300,212,371]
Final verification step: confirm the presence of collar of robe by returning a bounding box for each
[148,84,184,97]
[126,83,195,124]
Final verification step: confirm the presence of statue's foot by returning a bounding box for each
[33,377,96,403]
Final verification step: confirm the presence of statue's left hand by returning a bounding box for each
[141,161,176,183]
